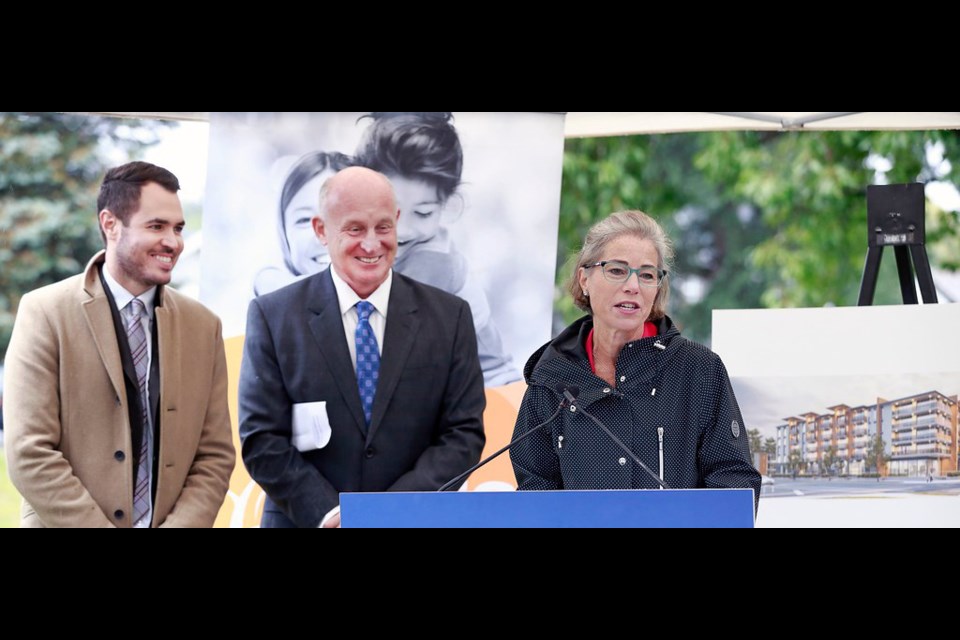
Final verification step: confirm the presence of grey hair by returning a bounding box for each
[568,210,674,320]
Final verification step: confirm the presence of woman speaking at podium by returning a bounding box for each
[511,210,760,512]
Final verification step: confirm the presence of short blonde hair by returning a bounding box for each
[568,210,674,320]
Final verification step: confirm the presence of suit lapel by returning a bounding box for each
[81,260,127,405]
[155,294,175,431]
[367,275,420,442]
[307,272,367,434]
[89,257,153,466]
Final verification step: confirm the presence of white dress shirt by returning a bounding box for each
[329,266,392,372]
[321,267,393,528]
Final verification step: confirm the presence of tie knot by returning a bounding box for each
[356,300,374,322]
[126,298,146,320]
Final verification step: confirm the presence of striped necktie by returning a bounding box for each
[124,298,151,526]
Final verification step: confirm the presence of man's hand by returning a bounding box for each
[322,512,341,529]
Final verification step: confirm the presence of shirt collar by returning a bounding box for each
[329,266,392,319]
[102,265,157,319]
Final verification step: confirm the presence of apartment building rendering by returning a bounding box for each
[774,391,959,477]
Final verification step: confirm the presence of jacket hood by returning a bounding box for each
[524,314,682,388]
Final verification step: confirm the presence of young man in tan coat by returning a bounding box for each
[3,161,235,527]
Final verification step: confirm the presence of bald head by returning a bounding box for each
[312,166,400,298]
[320,166,397,221]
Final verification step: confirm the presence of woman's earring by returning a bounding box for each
[583,290,589,297]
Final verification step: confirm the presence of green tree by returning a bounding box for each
[696,130,960,309]
[863,432,890,475]
[747,428,763,455]
[788,450,803,477]
[560,133,772,343]
[559,130,960,344]
[763,437,777,457]
[0,112,172,361]
[822,445,839,477]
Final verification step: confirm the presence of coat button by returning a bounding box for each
[114,451,125,462]
[365,448,376,459]
[620,376,626,383]
[114,509,125,521]
[619,458,627,466]
[603,388,611,394]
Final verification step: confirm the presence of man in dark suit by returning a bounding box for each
[239,166,486,528]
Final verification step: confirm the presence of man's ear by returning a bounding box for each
[312,216,328,246]
[100,209,119,242]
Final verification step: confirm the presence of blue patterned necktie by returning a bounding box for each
[355,301,381,428]
[124,298,151,526]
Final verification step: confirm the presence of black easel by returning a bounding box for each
[857,183,938,306]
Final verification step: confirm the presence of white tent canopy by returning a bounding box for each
[56,111,960,303]
[74,112,960,137]
[562,112,960,137]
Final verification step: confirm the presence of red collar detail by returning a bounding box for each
[586,323,658,374]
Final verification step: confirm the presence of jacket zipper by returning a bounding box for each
[657,427,665,489]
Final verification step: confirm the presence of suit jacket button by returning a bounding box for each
[114,450,126,462]
[365,448,376,459]
[114,509,125,521]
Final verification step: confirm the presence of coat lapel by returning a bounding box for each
[80,254,126,405]
[155,293,176,430]
[307,272,367,434]
[367,275,419,442]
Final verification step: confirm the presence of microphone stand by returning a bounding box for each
[563,390,671,490]
[437,401,566,492]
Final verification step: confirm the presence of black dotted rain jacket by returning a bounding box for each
[511,314,761,512]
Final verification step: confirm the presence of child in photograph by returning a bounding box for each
[254,151,352,296]
[356,112,520,386]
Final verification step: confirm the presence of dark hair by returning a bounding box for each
[97,161,180,243]
[278,151,352,275]
[355,112,462,201]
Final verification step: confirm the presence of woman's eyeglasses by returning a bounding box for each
[583,261,667,288]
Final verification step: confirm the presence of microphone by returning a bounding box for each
[438,384,573,492]
[562,388,672,490]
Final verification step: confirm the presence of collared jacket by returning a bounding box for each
[4,252,236,527]
[511,314,760,512]
[239,268,486,528]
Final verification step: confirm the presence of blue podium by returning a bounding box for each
[340,489,755,528]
